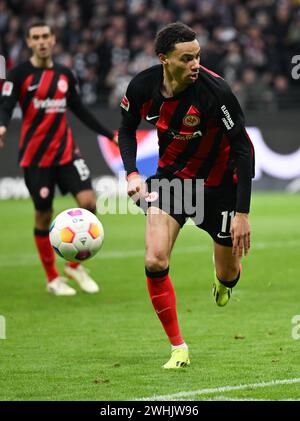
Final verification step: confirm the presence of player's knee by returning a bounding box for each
[78,201,96,214]
[216,262,240,282]
[145,253,169,273]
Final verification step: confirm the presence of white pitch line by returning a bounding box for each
[210,396,300,401]
[0,239,299,267]
[139,377,300,401]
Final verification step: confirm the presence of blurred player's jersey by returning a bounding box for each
[0,61,81,167]
[120,64,254,187]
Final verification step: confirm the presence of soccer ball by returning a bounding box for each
[49,208,104,263]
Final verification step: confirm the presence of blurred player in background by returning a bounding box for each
[0,22,117,296]
[119,22,254,368]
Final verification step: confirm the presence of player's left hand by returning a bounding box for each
[230,212,251,257]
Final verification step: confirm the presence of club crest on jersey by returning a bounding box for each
[120,95,130,111]
[58,79,68,93]
[2,81,13,96]
[39,187,50,199]
[183,114,200,127]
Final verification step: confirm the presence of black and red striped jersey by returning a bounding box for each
[118,64,254,213]
[0,60,113,167]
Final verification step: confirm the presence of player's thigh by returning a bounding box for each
[195,184,236,247]
[57,159,93,199]
[213,241,241,280]
[23,167,55,211]
[145,207,181,269]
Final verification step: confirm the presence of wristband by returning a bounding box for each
[127,171,139,180]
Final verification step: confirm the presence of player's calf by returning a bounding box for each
[213,266,241,307]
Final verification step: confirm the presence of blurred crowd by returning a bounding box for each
[1,0,300,110]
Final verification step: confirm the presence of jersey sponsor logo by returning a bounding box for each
[28,84,39,92]
[183,114,200,127]
[120,95,129,111]
[171,130,202,141]
[33,97,66,113]
[146,114,160,121]
[217,233,231,239]
[58,79,68,93]
[2,81,13,96]
[221,105,234,130]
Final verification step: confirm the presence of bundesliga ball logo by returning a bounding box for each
[49,208,104,262]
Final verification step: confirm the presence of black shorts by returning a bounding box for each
[138,174,237,247]
[24,159,92,211]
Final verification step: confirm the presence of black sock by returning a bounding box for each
[218,271,240,288]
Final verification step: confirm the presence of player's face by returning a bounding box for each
[161,39,201,86]
[26,26,55,60]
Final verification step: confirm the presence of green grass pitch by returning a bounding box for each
[0,193,300,401]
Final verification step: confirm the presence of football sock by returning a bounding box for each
[146,267,184,346]
[217,270,241,288]
[171,343,188,351]
[66,262,80,269]
[34,228,59,282]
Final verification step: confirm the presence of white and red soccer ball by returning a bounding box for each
[49,208,104,262]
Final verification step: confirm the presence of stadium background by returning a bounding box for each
[0,0,300,196]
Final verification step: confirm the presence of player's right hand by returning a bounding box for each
[127,173,148,201]
[0,126,7,148]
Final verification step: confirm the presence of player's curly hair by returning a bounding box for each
[154,22,196,55]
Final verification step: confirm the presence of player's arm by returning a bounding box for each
[0,70,20,148]
[230,129,253,257]
[217,85,254,257]
[67,71,117,144]
[118,86,148,199]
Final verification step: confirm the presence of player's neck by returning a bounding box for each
[30,56,53,69]
[161,69,188,98]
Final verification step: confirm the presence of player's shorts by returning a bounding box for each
[24,159,92,211]
[138,173,237,247]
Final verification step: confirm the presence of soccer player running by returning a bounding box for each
[0,22,117,296]
[118,22,254,368]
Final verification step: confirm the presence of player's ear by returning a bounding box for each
[26,36,32,48]
[158,53,168,65]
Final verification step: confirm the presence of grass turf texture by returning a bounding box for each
[0,193,299,401]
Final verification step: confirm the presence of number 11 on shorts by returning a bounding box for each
[221,210,235,233]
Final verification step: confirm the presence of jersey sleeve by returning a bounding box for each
[216,83,254,213]
[118,78,142,176]
[231,129,255,213]
[0,68,20,127]
[66,69,114,140]
[216,84,245,138]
